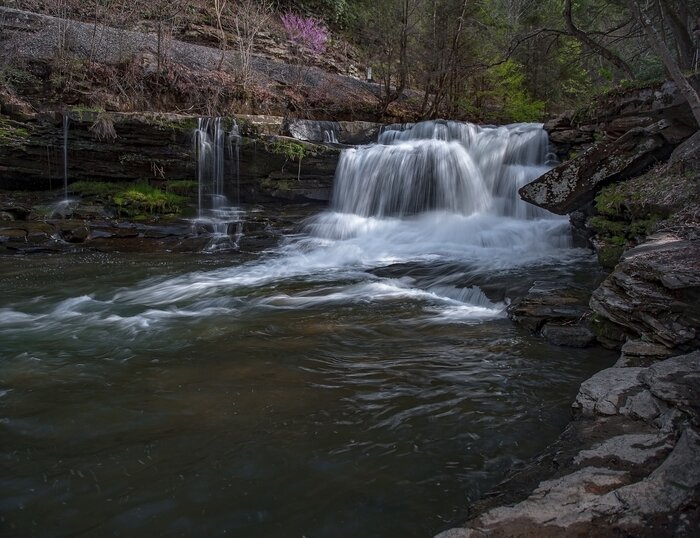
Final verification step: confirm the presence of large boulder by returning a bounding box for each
[521,120,694,215]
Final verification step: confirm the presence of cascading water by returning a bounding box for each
[193,117,244,250]
[323,129,339,144]
[48,114,74,218]
[332,120,555,219]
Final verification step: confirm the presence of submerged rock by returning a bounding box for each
[507,281,596,347]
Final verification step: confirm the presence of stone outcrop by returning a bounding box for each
[282,119,381,145]
[0,111,342,203]
[436,351,700,538]
[590,235,700,352]
[520,119,695,215]
[544,76,699,160]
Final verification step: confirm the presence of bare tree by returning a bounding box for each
[563,0,635,80]
[49,0,71,59]
[232,0,272,93]
[148,0,187,78]
[213,0,228,70]
[625,0,700,127]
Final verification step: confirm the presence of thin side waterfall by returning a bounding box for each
[62,115,69,201]
[228,120,241,207]
[193,117,244,250]
[323,129,338,144]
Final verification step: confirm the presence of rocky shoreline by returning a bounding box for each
[438,236,700,537]
[437,81,699,537]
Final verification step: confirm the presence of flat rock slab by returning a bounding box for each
[507,281,591,333]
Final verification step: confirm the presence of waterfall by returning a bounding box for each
[193,117,244,250]
[62,115,69,201]
[323,129,338,144]
[228,120,241,207]
[331,120,556,219]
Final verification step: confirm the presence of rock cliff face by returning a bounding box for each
[0,111,361,203]
[544,76,699,160]
[590,236,700,352]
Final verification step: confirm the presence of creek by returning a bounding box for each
[0,120,616,537]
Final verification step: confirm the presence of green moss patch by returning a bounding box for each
[113,183,186,216]
[0,116,30,147]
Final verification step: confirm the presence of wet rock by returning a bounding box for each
[613,428,700,525]
[0,204,31,220]
[541,322,595,348]
[572,432,673,466]
[641,351,700,424]
[0,227,27,241]
[569,207,594,248]
[590,314,630,350]
[589,235,700,351]
[520,120,690,215]
[507,281,591,333]
[59,223,90,243]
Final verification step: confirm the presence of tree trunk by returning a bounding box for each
[626,0,700,127]
[563,0,635,80]
[658,0,695,70]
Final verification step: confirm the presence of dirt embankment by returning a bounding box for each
[0,6,420,121]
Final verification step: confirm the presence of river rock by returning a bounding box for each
[541,322,595,348]
[507,281,591,332]
[589,235,700,352]
[617,339,673,367]
[641,351,700,424]
[520,120,692,215]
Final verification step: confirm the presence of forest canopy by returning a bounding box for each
[1,0,698,122]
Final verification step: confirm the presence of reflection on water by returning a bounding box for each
[0,247,614,538]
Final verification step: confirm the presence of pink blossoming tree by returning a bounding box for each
[280,13,328,55]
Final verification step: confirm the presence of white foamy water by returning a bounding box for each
[0,120,584,338]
